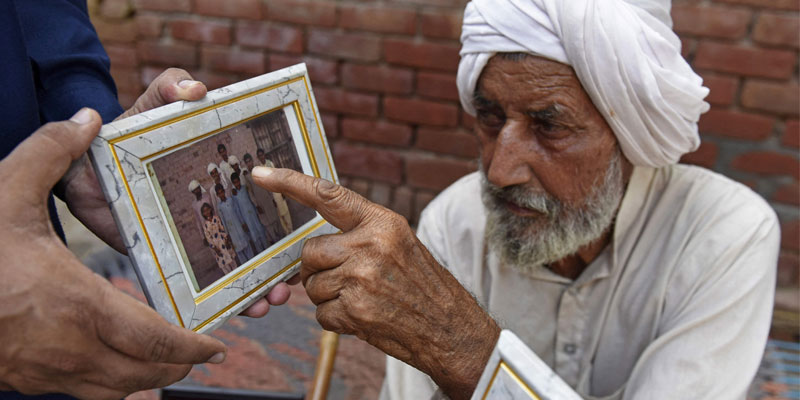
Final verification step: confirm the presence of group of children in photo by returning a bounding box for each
[188,143,294,274]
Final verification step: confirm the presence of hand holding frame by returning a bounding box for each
[252,167,501,400]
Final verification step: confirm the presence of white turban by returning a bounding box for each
[228,155,239,166]
[457,0,710,167]
[188,179,200,192]
[207,163,219,175]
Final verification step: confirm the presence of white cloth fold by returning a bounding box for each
[457,0,710,167]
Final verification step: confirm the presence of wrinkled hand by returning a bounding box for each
[0,109,227,399]
[252,167,500,399]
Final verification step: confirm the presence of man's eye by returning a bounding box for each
[533,119,571,139]
[476,109,505,129]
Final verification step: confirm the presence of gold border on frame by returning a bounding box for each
[481,361,542,400]
[108,76,328,331]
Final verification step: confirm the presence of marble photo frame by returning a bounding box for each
[89,64,338,333]
[471,330,582,400]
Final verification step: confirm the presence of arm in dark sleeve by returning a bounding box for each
[15,0,124,124]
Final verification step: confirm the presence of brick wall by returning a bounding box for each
[88,0,799,297]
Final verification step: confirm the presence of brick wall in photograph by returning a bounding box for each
[88,0,798,302]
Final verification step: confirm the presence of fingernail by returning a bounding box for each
[178,80,200,88]
[207,352,226,364]
[70,108,93,125]
[252,166,273,178]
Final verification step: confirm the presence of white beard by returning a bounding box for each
[481,150,625,273]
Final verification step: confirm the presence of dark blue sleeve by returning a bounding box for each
[15,0,124,124]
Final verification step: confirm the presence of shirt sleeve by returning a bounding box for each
[15,0,124,124]
[619,195,780,400]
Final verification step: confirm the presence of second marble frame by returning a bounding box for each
[89,64,338,333]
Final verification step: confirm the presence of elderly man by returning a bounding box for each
[251,0,779,399]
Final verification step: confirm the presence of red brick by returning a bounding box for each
[777,252,799,287]
[269,54,338,85]
[137,41,197,67]
[384,39,461,72]
[406,156,475,190]
[140,66,163,87]
[136,14,163,38]
[417,72,459,102]
[414,191,437,222]
[783,120,799,148]
[391,0,467,6]
[170,20,231,45]
[308,30,381,62]
[341,118,412,147]
[94,19,137,43]
[105,44,138,68]
[416,127,479,158]
[701,74,738,106]
[679,141,718,168]
[339,5,416,35]
[680,37,695,59]
[713,0,799,11]
[421,10,463,40]
[369,183,392,208]
[694,42,797,79]
[741,80,800,116]
[333,143,403,184]
[191,71,238,91]
[391,186,414,221]
[731,151,800,179]
[110,66,141,93]
[264,0,337,27]
[99,0,133,18]
[774,183,800,206]
[671,5,751,39]
[194,0,263,20]
[314,87,378,117]
[384,97,459,127]
[341,64,413,94]
[781,219,799,251]
[698,109,775,141]
[201,47,265,75]
[346,178,370,198]
[237,22,303,53]
[321,113,338,139]
[133,0,190,12]
[754,13,800,48]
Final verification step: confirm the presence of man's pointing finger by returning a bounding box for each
[251,167,375,232]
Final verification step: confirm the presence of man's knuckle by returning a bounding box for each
[146,332,172,361]
[314,179,344,204]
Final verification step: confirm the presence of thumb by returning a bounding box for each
[1,108,101,198]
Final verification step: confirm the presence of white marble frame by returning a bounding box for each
[89,64,339,333]
[471,330,582,400]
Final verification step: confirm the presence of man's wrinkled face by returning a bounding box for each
[474,54,630,270]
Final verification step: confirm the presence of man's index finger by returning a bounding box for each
[251,167,373,232]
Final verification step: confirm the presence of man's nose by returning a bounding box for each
[486,121,534,188]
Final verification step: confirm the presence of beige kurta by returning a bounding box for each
[380,165,779,400]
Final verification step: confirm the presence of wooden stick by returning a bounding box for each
[308,330,339,400]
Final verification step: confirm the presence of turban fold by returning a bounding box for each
[228,155,239,165]
[457,0,710,167]
[207,163,219,175]
[188,179,200,192]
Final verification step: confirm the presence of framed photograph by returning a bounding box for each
[89,64,339,333]
[471,330,581,400]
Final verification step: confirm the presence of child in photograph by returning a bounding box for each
[214,183,255,263]
[257,150,294,236]
[207,162,231,212]
[188,179,217,247]
[230,172,269,253]
[200,202,237,274]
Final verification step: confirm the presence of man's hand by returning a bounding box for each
[0,109,227,399]
[251,167,501,400]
